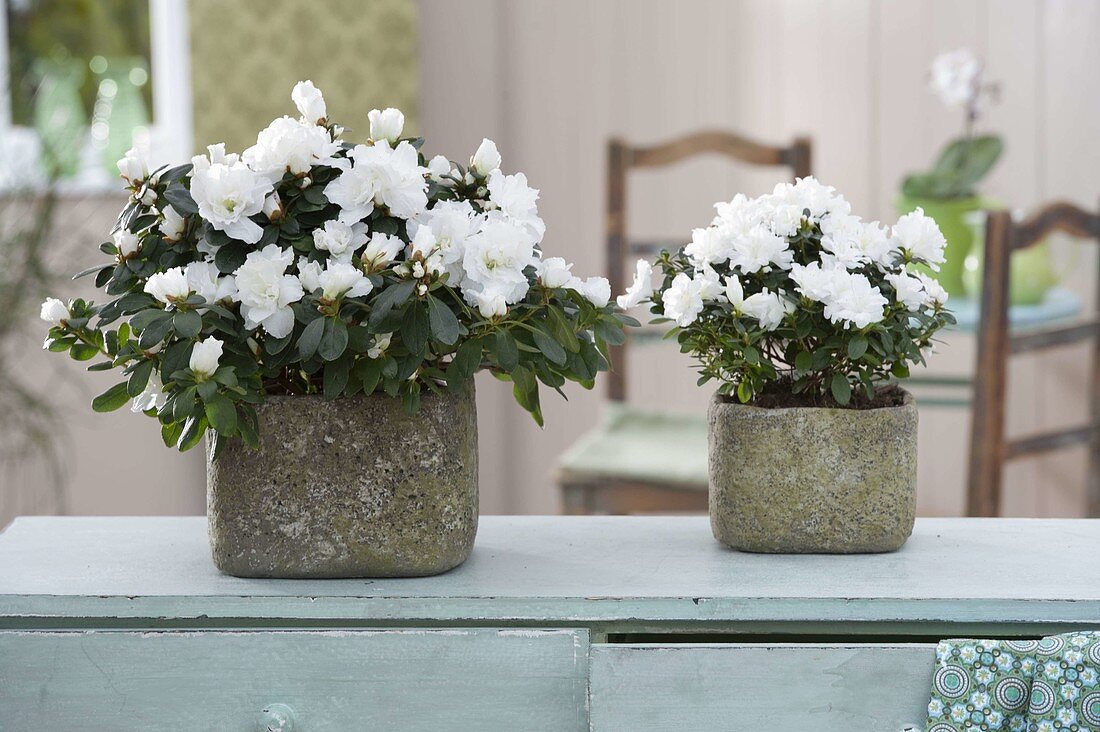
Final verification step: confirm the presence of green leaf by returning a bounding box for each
[451,337,484,381]
[161,421,184,448]
[92,382,131,412]
[736,380,752,403]
[594,317,626,346]
[794,351,812,372]
[126,360,155,397]
[203,393,238,434]
[297,317,325,359]
[830,373,852,405]
[548,306,580,352]
[69,343,100,361]
[323,355,351,398]
[426,295,461,345]
[532,328,567,366]
[163,185,198,215]
[319,318,349,361]
[510,366,543,426]
[494,330,519,371]
[173,309,202,338]
[177,415,207,451]
[401,302,429,356]
[369,279,417,328]
[891,361,911,379]
[352,357,383,395]
[847,336,868,360]
[213,241,248,274]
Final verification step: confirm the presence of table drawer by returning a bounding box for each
[590,643,934,731]
[0,628,588,731]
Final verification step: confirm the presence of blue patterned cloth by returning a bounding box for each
[926,632,1100,731]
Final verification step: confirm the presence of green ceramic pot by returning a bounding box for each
[895,194,990,297]
[962,212,1060,306]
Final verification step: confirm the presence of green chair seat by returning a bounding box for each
[558,404,709,489]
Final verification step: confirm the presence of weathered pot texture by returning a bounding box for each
[207,380,478,578]
[708,389,917,554]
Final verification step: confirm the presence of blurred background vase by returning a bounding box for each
[92,57,151,177]
[962,212,1060,305]
[895,194,991,297]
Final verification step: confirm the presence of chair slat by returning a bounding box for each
[1005,424,1098,461]
[1010,320,1100,354]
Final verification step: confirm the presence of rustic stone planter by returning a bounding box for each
[708,389,917,554]
[207,380,478,578]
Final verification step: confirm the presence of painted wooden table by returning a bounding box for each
[1,516,1098,731]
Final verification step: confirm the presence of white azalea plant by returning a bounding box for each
[617,178,954,407]
[42,82,628,453]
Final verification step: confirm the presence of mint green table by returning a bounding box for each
[1,516,1098,731]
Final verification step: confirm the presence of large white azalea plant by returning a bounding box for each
[617,178,954,407]
[42,82,629,453]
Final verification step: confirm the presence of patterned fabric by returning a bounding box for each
[927,633,1100,731]
[189,0,419,153]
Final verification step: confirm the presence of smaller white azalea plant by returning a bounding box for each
[42,82,629,453]
[616,178,954,407]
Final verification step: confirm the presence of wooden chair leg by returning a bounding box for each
[967,211,1013,517]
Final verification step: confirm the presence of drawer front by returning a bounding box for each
[590,643,934,731]
[0,628,587,731]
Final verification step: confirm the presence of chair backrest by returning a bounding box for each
[605,131,813,401]
[968,200,1100,517]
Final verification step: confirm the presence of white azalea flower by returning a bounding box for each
[729,225,793,273]
[661,272,705,327]
[741,288,789,331]
[930,49,982,107]
[685,226,733,267]
[408,225,447,277]
[892,208,947,271]
[367,332,392,359]
[712,193,763,235]
[368,107,405,144]
[915,272,949,307]
[262,192,283,222]
[616,259,654,309]
[243,116,341,181]
[144,267,191,307]
[184,260,237,304]
[131,371,166,413]
[411,200,481,284]
[305,259,374,300]
[819,214,870,270]
[822,271,887,329]
[537,257,576,289]
[856,220,898,269]
[190,144,274,245]
[313,220,368,261]
[233,245,304,338]
[114,228,141,257]
[789,259,843,302]
[472,288,508,319]
[325,140,428,223]
[116,146,148,184]
[427,155,452,179]
[886,271,926,311]
[487,170,546,242]
[470,138,501,177]
[461,217,538,305]
[160,204,187,242]
[189,337,223,377]
[723,276,744,310]
[39,297,70,326]
[576,276,611,308]
[768,177,849,224]
[360,231,405,271]
[291,80,327,124]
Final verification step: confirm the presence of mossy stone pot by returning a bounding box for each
[708,389,917,554]
[207,380,478,578]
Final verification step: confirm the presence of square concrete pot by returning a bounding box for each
[708,389,917,553]
[207,380,478,578]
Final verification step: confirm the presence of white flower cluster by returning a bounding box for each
[619,177,948,331]
[102,81,610,342]
[930,49,984,109]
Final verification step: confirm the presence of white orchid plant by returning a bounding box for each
[617,178,954,407]
[903,48,1002,200]
[42,81,629,453]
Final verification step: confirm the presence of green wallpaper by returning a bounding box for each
[188,0,418,154]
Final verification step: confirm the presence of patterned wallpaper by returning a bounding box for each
[189,0,419,154]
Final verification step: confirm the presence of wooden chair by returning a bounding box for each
[557,131,812,514]
[967,201,1100,517]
